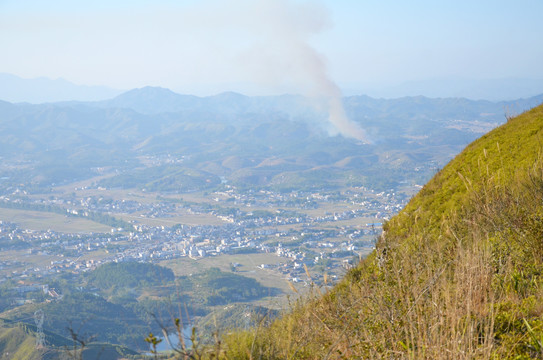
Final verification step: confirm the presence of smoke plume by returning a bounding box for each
[251,0,368,142]
[206,0,370,142]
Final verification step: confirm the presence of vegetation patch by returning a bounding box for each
[217,104,543,358]
[178,267,279,306]
[86,261,175,290]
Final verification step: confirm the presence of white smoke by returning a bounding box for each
[239,0,370,142]
[190,0,370,142]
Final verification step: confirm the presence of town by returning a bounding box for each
[0,182,415,308]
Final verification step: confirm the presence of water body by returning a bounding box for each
[151,325,193,353]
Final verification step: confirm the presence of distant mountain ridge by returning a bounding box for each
[346,77,543,100]
[0,73,123,103]
[51,85,543,124]
[91,87,311,117]
[0,85,542,194]
[2,73,542,104]
[91,86,543,120]
[97,86,201,114]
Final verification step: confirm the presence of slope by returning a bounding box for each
[219,103,543,358]
[0,325,42,360]
[0,318,139,360]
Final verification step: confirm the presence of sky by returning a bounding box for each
[1,0,543,98]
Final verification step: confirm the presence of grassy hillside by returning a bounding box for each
[217,104,543,358]
[0,319,139,360]
[0,325,42,360]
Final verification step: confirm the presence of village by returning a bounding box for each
[0,184,413,307]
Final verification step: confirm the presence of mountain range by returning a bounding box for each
[1,82,543,358]
[3,73,542,103]
[1,86,542,194]
[0,73,123,103]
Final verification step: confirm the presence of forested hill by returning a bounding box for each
[219,104,543,358]
[1,89,542,195]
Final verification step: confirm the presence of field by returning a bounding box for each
[162,253,291,289]
[0,208,112,233]
[161,253,307,308]
[1,169,390,335]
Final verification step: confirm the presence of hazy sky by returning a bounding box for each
[1,0,542,96]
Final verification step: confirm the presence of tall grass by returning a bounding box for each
[215,106,543,359]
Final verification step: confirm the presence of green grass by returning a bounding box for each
[0,326,42,360]
[0,320,139,360]
[215,104,543,359]
[386,104,543,240]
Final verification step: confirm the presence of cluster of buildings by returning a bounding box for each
[0,185,412,304]
[0,216,378,287]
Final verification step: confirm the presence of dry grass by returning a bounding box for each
[212,107,543,359]
[215,184,522,358]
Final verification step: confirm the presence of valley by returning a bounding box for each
[1,89,542,356]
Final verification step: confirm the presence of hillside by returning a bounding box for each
[0,318,138,360]
[218,103,543,358]
[2,90,542,194]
